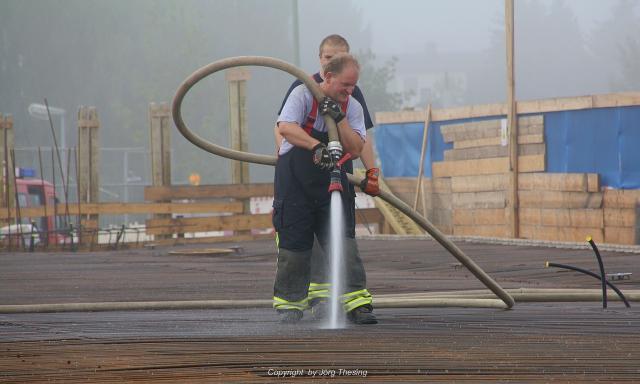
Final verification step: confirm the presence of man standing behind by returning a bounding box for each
[275,35,380,316]
[273,53,377,324]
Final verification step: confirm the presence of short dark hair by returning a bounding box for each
[322,53,359,77]
[319,34,350,56]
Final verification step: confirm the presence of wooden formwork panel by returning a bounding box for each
[520,225,604,243]
[520,208,604,228]
[440,115,543,143]
[603,189,640,208]
[518,173,600,192]
[454,224,509,238]
[453,208,506,226]
[452,191,507,210]
[432,155,545,178]
[145,183,274,201]
[453,133,544,149]
[444,143,545,162]
[519,191,603,209]
[146,214,273,235]
[604,226,638,245]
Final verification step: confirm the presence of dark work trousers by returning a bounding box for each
[272,130,366,309]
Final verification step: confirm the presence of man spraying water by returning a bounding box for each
[273,53,377,325]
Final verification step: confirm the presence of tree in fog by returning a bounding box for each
[588,0,640,91]
[356,50,407,115]
[467,0,595,103]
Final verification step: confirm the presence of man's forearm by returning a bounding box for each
[360,139,375,169]
[278,122,320,150]
[274,124,283,153]
[336,120,364,158]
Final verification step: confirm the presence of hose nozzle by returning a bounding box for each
[327,151,352,193]
[328,168,343,192]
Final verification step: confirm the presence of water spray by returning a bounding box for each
[325,142,352,328]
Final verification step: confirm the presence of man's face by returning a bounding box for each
[323,63,358,104]
[319,44,348,71]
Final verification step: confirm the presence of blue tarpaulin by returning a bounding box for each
[375,105,640,189]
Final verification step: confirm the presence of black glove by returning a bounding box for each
[312,143,333,171]
[319,97,345,123]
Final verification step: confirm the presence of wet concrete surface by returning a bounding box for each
[1,238,639,382]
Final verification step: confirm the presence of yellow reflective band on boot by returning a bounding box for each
[307,283,330,300]
[273,296,309,311]
[341,289,373,312]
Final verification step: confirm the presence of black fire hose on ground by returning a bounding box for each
[171,56,515,309]
[545,262,630,308]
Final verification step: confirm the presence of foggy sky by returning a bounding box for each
[1,0,639,189]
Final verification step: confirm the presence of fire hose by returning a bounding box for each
[171,56,515,309]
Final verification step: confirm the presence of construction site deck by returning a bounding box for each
[1,237,639,382]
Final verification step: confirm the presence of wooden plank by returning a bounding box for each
[454,224,509,238]
[518,173,595,192]
[89,107,100,204]
[444,143,544,161]
[520,225,604,243]
[384,177,452,195]
[375,92,640,125]
[0,202,246,219]
[519,191,603,209]
[431,178,452,194]
[430,193,453,210]
[453,134,544,149]
[587,174,600,192]
[452,191,507,209]
[451,174,508,193]
[517,95,593,114]
[453,208,505,226]
[154,232,274,246]
[604,208,637,227]
[505,0,517,246]
[413,104,432,211]
[228,79,242,184]
[604,226,638,245]
[592,92,640,108]
[441,119,502,142]
[432,155,545,178]
[0,114,16,210]
[355,208,383,226]
[425,208,452,226]
[144,183,274,201]
[432,103,507,122]
[441,118,542,144]
[519,208,604,228]
[77,107,91,204]
[603,189,640,208]
[375,104,507,125]
[146,214,273,235]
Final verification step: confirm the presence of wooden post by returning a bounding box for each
[505,0,519,238]
[77,106,100,243]
[149,103,172,240]
[0,113,16,214]
[226,68,252,235]
[413,104,432,215]
[149,103,171,187]
[226,68,251,185]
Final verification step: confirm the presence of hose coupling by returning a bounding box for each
[327,141,343,163]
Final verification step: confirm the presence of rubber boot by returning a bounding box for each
[273,248,312,322]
